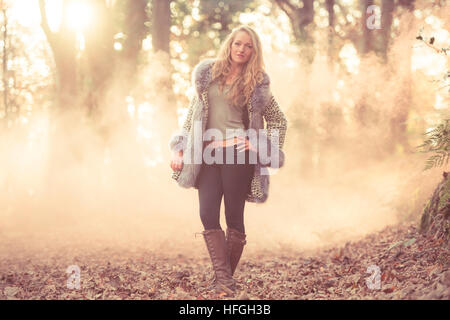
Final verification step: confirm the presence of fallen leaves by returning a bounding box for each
[4,286,20,298]
[0,222,448,300]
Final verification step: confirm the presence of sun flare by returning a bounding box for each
[65,1,94,31]
[7,0,94,33]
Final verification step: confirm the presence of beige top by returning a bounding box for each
[206,80,246,141]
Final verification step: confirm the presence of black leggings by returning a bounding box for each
[197,144,254,234]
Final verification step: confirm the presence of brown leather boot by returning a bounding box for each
[202,229,236,294]
[226,228,247,276]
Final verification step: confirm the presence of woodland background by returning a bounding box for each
[0,0,449,300]
[0,0,448,177]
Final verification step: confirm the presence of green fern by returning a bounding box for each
[417,120,450,170]
[415,29,450,170]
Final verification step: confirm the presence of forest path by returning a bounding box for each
[0,222,448,300]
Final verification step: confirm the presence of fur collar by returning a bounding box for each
[192,59,272,112]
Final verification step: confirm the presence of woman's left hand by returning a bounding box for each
[236,136,257,153]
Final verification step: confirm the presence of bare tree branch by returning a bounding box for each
[274,0,296,18]
[273,0,314,39]
[419,37,449,55]
[38,0,54,42]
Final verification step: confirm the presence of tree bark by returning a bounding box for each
[273,0,315,64]
[152,0,171,54]
[420,171,450,245]
[108,0,149,122]
[151,0,175,120]
[121,0,148,78]
[388,0,415,154]
[1,2,8,123]
[359,0,374,55]
[398,0,415,10]
[326,0,335,66]
[84,0,116,116]
[380,0,394,61]
[38,0,78,110]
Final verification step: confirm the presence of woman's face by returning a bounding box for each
[230,31,253,66]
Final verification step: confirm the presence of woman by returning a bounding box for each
[169,25,287,295]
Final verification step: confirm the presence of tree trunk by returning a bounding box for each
[398,0,415,10]
[152,0,171,54]
[387,1,415,154]
[359,0,374,55]
[273,0,315,65]
[151,0,176,124]
[272,0,316,179]
[380,0,394,61]
[39,0,83,195]
[420,171,450,245]
[326,0,335,66]
[84,0,116,117]
[1,2,8,124]
[39,0,78,111]
[121,0,148,79]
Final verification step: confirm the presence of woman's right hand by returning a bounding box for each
[170,150,184,171]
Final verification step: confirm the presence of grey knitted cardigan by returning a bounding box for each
[169,59,288,203]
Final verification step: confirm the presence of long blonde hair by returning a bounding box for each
[211,26,265,107]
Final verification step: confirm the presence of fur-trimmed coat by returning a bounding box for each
[169,59,287,203]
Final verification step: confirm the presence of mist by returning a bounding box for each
[0,3,447,262]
